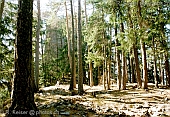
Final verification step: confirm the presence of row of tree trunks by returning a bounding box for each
[127,5,142,88]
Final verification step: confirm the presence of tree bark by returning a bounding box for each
[64,1,72,69]
[130,52,135,83]
[115,24,121,90]
[69,0,76,91]
[137,0,148,89]
[122,51,126,90]
[159,56,164,85]
[103,46,106,90]
[165,55,170,87]
[133,45,142,87]
[35,0,41,92]
[6,0,39,116]
[152,37,159,88]
[77,0,83,95]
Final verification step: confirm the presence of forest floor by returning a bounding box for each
[1,83,170,117]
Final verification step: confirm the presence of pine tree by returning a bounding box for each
[6,0,39,116]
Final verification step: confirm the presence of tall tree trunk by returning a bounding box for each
[127,6,142,87]
[107,26,112,90]
[159,56,164,85]
[137,0,148,89]
[152,37,158,88]
[69,0,76,91]
[0,0,4,72]
[120,20,126,90]
[103,46,106,90]
[77,0,83,95]
[133,45,142,87]
[115,23,121,90]
[130,56,135,83]
[122,51,126,90]
[102,61,105,88]
[89,62,93,86]
[165,55,170,87]
[64,1,72,70]
[35,0,41,92]
[0,0,5,21]
[84,0,93,87]
[7,0,39,116]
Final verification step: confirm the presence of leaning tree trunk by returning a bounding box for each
[6,0,39,117]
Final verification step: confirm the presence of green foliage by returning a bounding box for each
[84,9,109,67]
[0,88,10,106]
[0,2,17,81]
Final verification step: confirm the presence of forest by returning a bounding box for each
[0,0,170,117]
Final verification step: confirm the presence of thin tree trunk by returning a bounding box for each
[120,21,126,90]
[84,0,93,87]
[115,24,121,90]
[159,56,164,85]
[152,37,158,88]
[64,1,72,69]
[165,55,170,87]
[35,0,41,92]
[98,66,100,85]
[125,56,128,83]
[130,56,135,83]
[0,0,4,71]
[103,58,106,90]
[137,0,148,89]
[77,0,83,95]
[107,26,112,90]
[122,51,126,90]
[103,45,107,90]
[89,62,93,87]
[133,45,142,87]
[69,0,76,91]
[140,41,148,89]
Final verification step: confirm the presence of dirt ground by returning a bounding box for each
[1,83,170,117]
[35,83,170,117]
